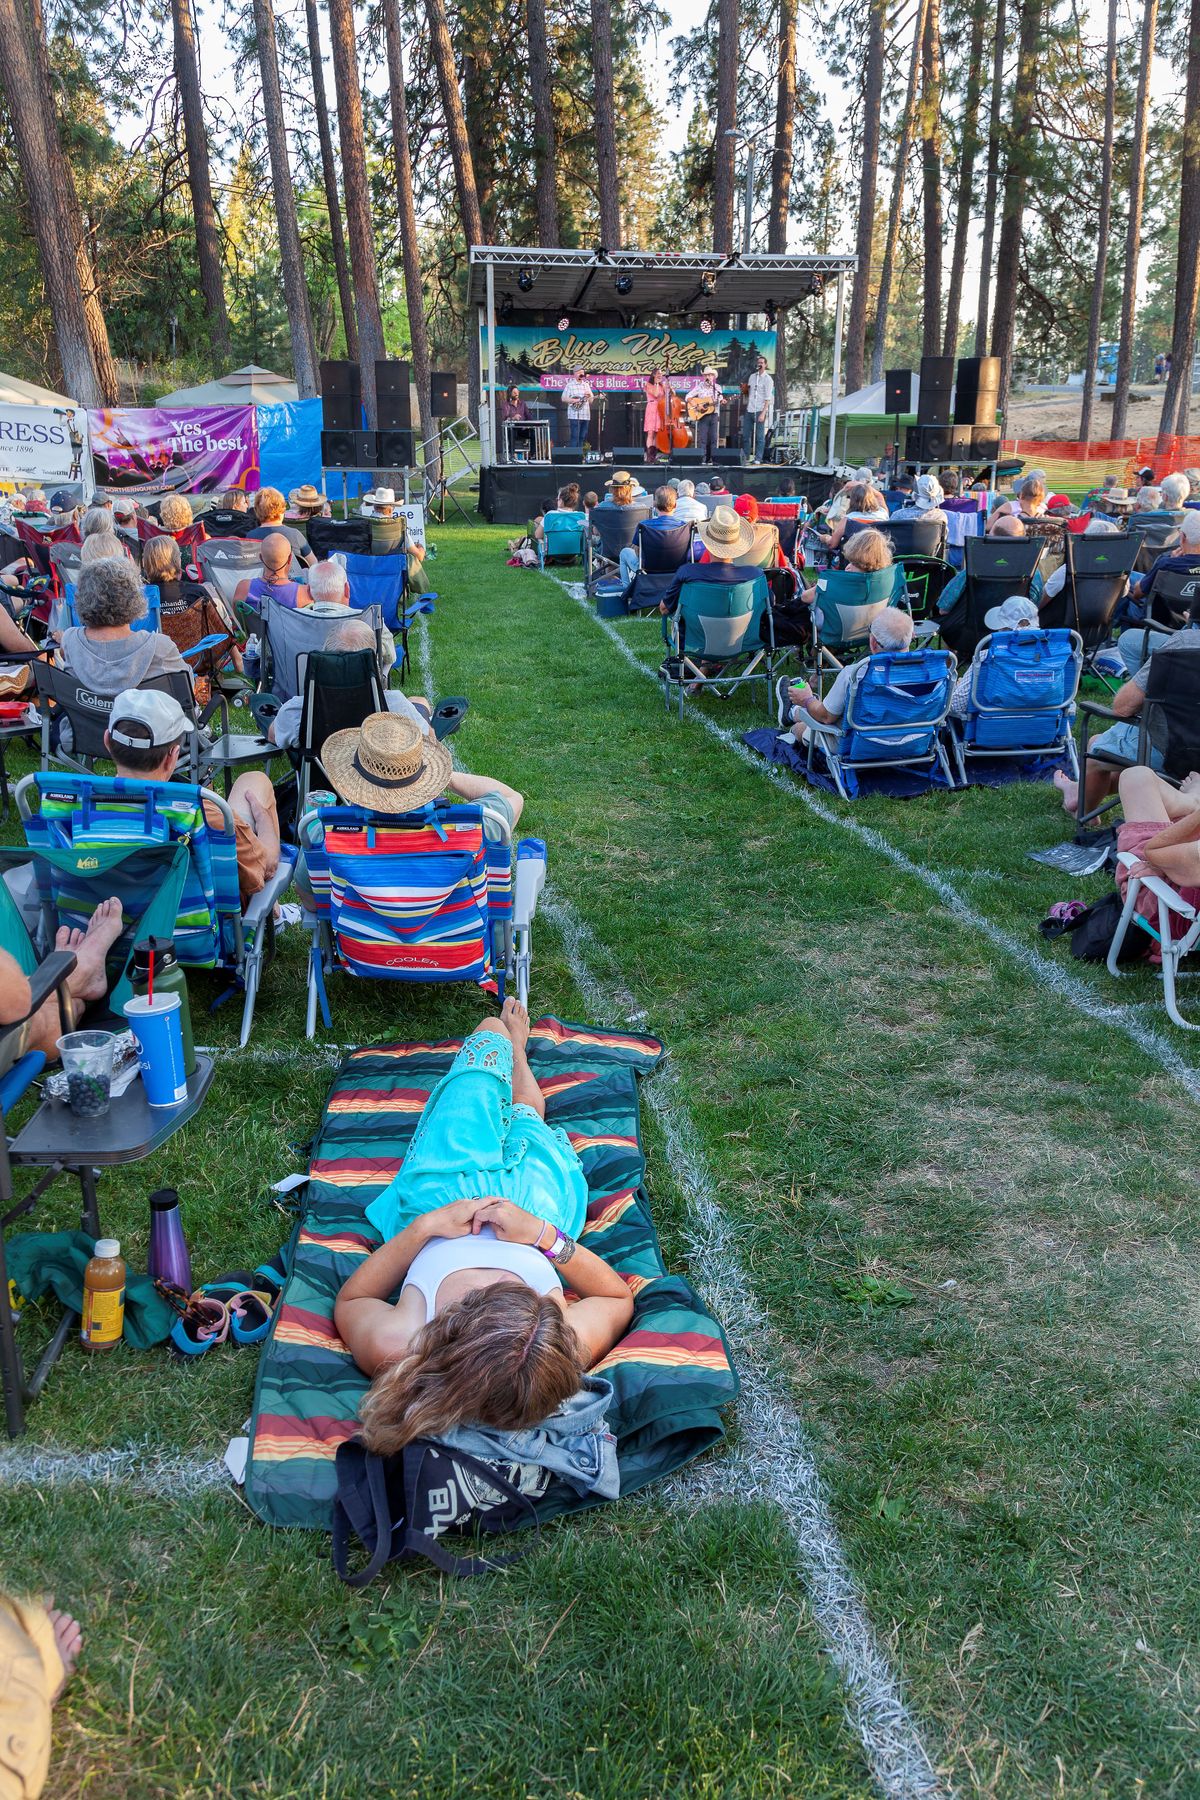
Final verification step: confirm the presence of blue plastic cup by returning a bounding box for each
[123,993,188,1107]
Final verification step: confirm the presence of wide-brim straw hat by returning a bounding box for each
[701,365,719,377]
[288,483,322,508]
[697,505,756,560]
[321,712,452,813]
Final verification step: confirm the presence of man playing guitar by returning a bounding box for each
[685,366,722,461]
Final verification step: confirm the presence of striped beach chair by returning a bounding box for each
[301,800,546,1037]
[13,771,294,1045]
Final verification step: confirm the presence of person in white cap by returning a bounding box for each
[889,472,948,528]
[103,688,281,903]
[685,366,723,461]
[946,593,1042,718]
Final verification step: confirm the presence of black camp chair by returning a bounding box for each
[33,665,206,779]
[942,536,1046,661]
[292,647,388,813]
[624,521,694,612]
[882,517,948,560]
[1074,633,1200,828]
[1041,531,1139,678]
[1145,562,1200,630]
[306,517,373,560]
[585,501,652,591]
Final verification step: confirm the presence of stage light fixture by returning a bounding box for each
[557,315,570,331]
[810,273,825,298]
[764,299,777,328]
[700,313,714,334]
[516,266,535,292]
[614,272,634,297]
[499,293,515,321]
[699,271,716,297]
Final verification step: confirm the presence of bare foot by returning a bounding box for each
[500,995,530,1054]
[59,896,123,1003]
[46,1604,82,1701]
[1053,770,1079,815]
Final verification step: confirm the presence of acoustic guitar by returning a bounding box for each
[685,392,719,422]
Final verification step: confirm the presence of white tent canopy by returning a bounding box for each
[819,376,922,419]
[154,364,299,407]
[0,370,76,408]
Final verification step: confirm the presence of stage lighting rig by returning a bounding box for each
[700,313,714,334]
[516,267,535,292]
[614,272,634,296]
[557,315,570,331]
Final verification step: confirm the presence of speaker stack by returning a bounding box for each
[319,359,371,469]
[953,356,1001,461]
[905,354,1000,463]
[376,359,414,468]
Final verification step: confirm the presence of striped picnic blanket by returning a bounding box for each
[243,1019,739,1530]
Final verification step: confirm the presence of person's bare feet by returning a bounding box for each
[500,995,530,1054]
[56,896,123,1003]
[46,1604,82,1701]
[1053,769,1079,815]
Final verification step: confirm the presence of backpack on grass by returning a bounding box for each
[1067,891,1149,962]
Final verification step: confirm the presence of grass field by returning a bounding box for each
[4,523,1200,1799]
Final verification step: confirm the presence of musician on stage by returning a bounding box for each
[742,354,774,464]
[686,366,722,462]
[642,368,668,462]
[562,368,596,450]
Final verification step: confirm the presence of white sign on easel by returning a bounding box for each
[399,502,425,551]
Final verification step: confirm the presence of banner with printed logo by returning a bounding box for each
[0,402,93,500]
[87,405,259,496]
[484,325,777,393]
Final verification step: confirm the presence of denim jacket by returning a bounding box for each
[436,1373,619,1500]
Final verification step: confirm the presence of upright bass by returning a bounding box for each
[656,385,691,456]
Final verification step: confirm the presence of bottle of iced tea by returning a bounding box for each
[81,1239,125,1352]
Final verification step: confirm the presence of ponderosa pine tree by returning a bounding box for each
[304,0,357,359]
[942,0,986,356]
[920,0,945,355]
[769,0,797,411]
[251,0,319,396]
[592,0,623,246]
[327,0,386,421]
[989,0,1041,421]
[170,0,231,360]
[382,0,438,486]
[1157,0,1200,444]
[712,0,739,252]
[870,0,930,383]
[527,0,560,244]
[1111,0,1158,438]
[845,0,885,392]
[973,0,1005,353]
[1079,0,1117,439]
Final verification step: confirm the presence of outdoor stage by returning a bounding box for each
[479,460,837,524]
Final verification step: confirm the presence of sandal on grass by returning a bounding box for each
[227,1289,274,1345]
[155,1281,230,1357]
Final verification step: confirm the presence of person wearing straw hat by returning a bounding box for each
[685,365,723,461]
[656,504,759,622]
[286,483,328,523]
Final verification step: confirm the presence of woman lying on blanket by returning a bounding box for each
[334,999,634,1453]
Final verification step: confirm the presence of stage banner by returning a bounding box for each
[486,325,777,392]
[87,405,259,496]
[0,402,93,500]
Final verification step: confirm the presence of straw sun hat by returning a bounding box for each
[321,712,452,812]
[697,504,755,560]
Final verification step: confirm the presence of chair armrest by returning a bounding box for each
[1077,698,1122,724]
[1116,852,1197,918]
[15,949,77,1023]
[512,839,546,928]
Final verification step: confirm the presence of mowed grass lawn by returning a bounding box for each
[3,520,1199,1798]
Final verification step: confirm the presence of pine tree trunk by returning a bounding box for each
[870,0,930,383]
[0,0,101,403]
[845,0,885,392]
[28,0,117,402]
[251,0,319,396]
[591,0,622,247]
[1157,0,1200,447]
[920,0,945,355]
[973,0,1006,354]
[383,0,440,489]
[1111,0,1158,439]
[1079,0,1117,441]
[170,0,231,360]
[942,0,985,356]
[327,0,387,423]
[712,0,739,253]
[769,0,798,412]
[304,0,358,359]
[989,0,1041,423]
[424,0,486,246]
[527,0,559,244]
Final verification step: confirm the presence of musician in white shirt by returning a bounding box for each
[686,366,722,461]
[561,368,595,449]
[742,354,774,464]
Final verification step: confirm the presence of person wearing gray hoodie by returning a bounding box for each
[58,556,187,694]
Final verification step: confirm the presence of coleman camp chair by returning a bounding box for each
[883,518,948,560]
[659,571,778,718]
[948,628,1082,785]
[807,648,957,800]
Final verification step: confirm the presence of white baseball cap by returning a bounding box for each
[108,688,190,749]
[983,594,1040,632]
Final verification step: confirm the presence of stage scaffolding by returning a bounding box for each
[466,245,857,472]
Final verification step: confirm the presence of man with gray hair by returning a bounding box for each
[776,606,914,739]
[305,557,396,673]
[671,478,708,524]
[266,616,429,753]
[1127,504,1200,612]
[1159,471,1191,517]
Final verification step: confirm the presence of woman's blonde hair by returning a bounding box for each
[356,1284,583,1456]
[159,494,193,533]
[843,527,892,571]
[79,532,126,566]
[141,534,182,585]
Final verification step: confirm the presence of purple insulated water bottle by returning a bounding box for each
[147,1188,192,1291]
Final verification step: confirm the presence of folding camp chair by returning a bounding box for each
[195,540,262,610]
[1074,634,1200,828]
[290,646,388,814]
[256,594,384,702]
[306,517,372,560]
[585,502,651,592]
[1128,514,1182,572]
[882,518,948,560]
[301,799,546,1037]
[342,551,407,629]
[1106,853,1200,1029]
[538,509,587,566]
[1145,563,1200,631]
[1041,531,1138,677]
[809,566,907,684]
[659,572,779,718]
[54,583,163,635]
[33,664,205,778]
[14,770,295,1047]
[624,520,694,612]
[946,536,1046,660]
[47,542,83,593]
[947,628,1082,785]
[806,649,957,800]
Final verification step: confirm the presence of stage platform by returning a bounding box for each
[479,461,837,525]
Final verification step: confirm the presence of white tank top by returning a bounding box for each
[402,1224,561,1322]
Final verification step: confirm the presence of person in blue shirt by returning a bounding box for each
[619,486,690,589]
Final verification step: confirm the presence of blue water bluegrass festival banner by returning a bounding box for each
[487,325,777,392]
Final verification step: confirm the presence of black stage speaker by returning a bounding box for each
[376,360,412,430]
[551,447,581,464]
[430,372,456,417]
[884,368,913,414]
[917,355,954,425]
[320,360,360,430]
[321,427,377,470]
[953,356,1000,426]
[672,447,705,466]
[713,447,743,466]
[612,447,646,465]
[906,423,975,462]
[969,425,1001,460]
[377,427,416,468]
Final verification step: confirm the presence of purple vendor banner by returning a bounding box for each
[87,406,260,496]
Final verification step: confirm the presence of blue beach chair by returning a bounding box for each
[11,771,295,1045]
[806,648,957,799]
[948,629,1082,785]
[342,551,407,628]
[300,800,546,1038]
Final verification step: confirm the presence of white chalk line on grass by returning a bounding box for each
[552,576,1200,1107]
[0,1443,227,1496]
[418,613,948,1798]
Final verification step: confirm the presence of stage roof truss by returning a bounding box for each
[468,245,857,315]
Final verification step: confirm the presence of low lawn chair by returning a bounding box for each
[13,770,294,1047]
[624,520,694,613]
[809,565,907,684]
[301,799,546,1037]
[948,628,1082,785]
[1107,854,1200,1029]
[306,517,372,560]
[946,537,1046,660]
[659,572,778,718]
[1041,531,1138,677]
[807,648,957,799]
[1074,633,1200,828]
[538,509,587,566]
[342,550,407,629]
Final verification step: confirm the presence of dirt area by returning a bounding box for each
[1005,387,1174,444]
